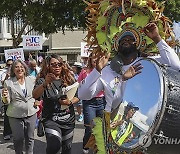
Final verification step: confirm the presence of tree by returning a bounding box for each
[156,0,180,22]
[0,0,86,48]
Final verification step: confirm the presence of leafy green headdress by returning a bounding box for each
[84,0,175,56]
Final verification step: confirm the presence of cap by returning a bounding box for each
[73,62,82,68]
[127,102,139,111]
[118,31,136,43]
[6,57,13,61]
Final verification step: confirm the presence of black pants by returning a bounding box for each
[3,105,12,137]
[44,120,74,154]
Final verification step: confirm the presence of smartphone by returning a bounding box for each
[60,94,67,100]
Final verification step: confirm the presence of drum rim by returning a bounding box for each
[111,57,167,152]
[141,58,167,137]
[135,58,167,149]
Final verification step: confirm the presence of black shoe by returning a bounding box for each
[3,135,11,140]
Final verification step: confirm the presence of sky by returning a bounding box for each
[173,22,180,42]
[123,60,161,126]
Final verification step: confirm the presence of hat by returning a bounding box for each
[127,102,139,111]
[6,57,13,62]
[118,31,136,43]
[84,0,175,55]
[73,62,82,68]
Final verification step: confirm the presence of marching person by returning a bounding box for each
[33,54,79,154]
[28,59,41,77]
[71,62,84,122]
[78,22,180,113]
[78,53,106,153]
[1,59,38,154]
[0,58,13,140]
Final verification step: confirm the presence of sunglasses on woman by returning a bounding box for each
[50,62,63,67]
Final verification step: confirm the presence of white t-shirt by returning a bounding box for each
[19,82,27,97]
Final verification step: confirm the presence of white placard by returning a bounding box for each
[81,42,91,57]
[23,35,43,50]
[4,48,25,61]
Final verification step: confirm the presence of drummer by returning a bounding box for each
[78,22,180,112]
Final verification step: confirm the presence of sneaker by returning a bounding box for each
[77,114,83,122]
[83,148,89,154]
[3,135,11,140]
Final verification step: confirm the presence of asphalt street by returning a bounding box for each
[0,114,86,154]
[0,113,180,154]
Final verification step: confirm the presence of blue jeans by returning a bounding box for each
[82,97,106,148]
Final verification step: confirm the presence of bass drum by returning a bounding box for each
[109,58,180,152]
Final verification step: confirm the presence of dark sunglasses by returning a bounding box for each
[50,62,63,67]
[120,37,135,42]
[7,63,12,67]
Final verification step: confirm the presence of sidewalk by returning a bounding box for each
[0,114,179,154]
[0,115,85,154]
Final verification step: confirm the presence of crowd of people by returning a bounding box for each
[0,22,179,154]
[0,52,105,154]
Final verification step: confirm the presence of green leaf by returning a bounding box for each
[92,117,106,154]
[96,16,107,30]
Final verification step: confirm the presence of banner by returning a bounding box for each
[80,42,91,57]
[4,48,25,61]
[23,35,43,50]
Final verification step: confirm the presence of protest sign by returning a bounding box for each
[23,35,43,50]
[4,48,25,61]
[81,42,91,57]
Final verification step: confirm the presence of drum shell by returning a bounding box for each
[157,68,180,138]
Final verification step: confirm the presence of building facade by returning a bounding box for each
[0,17,87,65]
[47,30,87,64]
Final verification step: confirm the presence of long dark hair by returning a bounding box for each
[76,66,82,75]
[86,53,95,69]
[37,54,75,87]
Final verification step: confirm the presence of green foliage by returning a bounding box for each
[156,0,180,22]
[0,0,86,47]
[92,117,106,154]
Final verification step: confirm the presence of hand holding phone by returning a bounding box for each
[60,94,67,100]
[59,94,72,107]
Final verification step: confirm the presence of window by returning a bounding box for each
[0,19,1,33]
[6,19,11,33]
